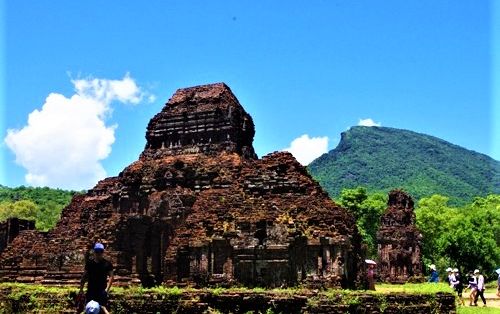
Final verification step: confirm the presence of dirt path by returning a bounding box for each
[459,291,500,308]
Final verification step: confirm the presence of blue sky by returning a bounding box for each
[0,0,497,190]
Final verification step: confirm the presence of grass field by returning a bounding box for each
[375,282,452,294]
[457,307,500,314]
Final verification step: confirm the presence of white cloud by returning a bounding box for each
[5,74,150,190]
[358,118,381,127]
[72,73,147,105]
[283,134,329,166]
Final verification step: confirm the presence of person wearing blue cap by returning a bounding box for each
[79,243,114,309]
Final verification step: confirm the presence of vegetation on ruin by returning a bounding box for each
[5,283,490,314]
[6,282,500,313]
[0,185,78,231]
[0,281,455,296]
[0,282,473,313]
[308,126,500,206]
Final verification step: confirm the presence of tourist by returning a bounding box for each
[428,264,439,283]
[450,268,464,306]
[473,269,486,307]
[85,300,110,314]
[497,269,500,297]
[366,263,375,290]
[79,243,114,310]
[446,267,454,286]
[464,271,477,306]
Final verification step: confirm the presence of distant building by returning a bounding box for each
[377,190,423,283]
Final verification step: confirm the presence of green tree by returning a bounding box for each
[0,200,39,222]
[0,185,77,230]
[36,201,63,231]
[415,194,453,266]
[415,194,500,275]
[0,201,14,221]
[338,187,368,217]
[338,187,386,257]
[359,192,386,251]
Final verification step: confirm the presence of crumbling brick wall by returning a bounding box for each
[0,218,35,253]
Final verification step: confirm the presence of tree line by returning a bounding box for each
[0,185,78,231]
[337,187,500,278]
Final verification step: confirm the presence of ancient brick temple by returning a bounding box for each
[0,83,362,288]
[377,190,422,283]
[0,218,35,253]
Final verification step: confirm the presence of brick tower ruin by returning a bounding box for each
[377,190,422,283]
[0,83,362,288]
[0,219,35,253]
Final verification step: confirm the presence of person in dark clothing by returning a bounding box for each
[451,268,464,306]
[464,271,478,306]
[79,243,114,308]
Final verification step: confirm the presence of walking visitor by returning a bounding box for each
[464,271,477,306]
[428,264,439,283]
[450,268,464,306]
[473,269,486,307]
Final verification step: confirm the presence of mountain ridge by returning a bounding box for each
[308,126,500,205]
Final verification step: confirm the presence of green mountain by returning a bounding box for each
[307,126,500,205]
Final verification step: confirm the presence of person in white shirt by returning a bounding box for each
[473,269,486,307]
[446,267,454,286]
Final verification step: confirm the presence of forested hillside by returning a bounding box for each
[0,185,78,231]
[308,126,500,205]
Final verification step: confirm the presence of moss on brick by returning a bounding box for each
[0,283,456,314]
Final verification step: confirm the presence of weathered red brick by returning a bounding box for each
[0,83,363,288]
[377,190,423,283]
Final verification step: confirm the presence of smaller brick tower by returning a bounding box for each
[377,190,422,283]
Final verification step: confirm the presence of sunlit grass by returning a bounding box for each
[0,282,76,295]
[374,282,453,294]
[457,307,499,314]
[485,280,498,289]
[111,284,187,296]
